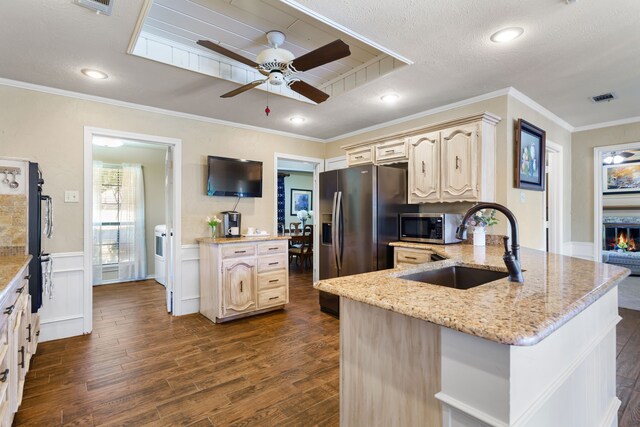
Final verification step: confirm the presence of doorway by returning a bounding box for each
[273,153,324,282]
[593,142,640,263]
[545,141,563,254]
[83,127,182,335]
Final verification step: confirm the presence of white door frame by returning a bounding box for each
[273,152,325,283]
[593,141,640,262]
[545,140,563,254]
[83,127,183,334]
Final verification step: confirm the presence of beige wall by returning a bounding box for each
[93,144,166,275]
[572,122,640,243]
[0,86,325,253]
[506,97,572,250]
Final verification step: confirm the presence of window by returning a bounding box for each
[94,166,125,266]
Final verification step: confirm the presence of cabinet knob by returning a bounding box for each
[4,305,14,316]
[0,369,8,383]
[16,286,25,294]
[455,156,461,170]
[23,275,31,280]
[240,280,243,292]
[421,160,425,174]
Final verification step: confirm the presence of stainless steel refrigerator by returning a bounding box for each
[319,164,415,316]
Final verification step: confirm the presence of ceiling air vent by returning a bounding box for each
[74,0,114,15]
[590,92,616,103]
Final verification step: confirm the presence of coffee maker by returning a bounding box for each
[222,211,241,237]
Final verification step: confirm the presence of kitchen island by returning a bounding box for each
[314,243,630,427]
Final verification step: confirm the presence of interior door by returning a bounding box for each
[164,146,173,313]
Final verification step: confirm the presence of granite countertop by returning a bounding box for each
[315,242,630,346]
[0,255,31,294]
[197,236,290,244]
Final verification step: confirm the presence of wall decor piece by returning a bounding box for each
[603,162,640,194]
[291,189,312,215]
[515,119,546,191]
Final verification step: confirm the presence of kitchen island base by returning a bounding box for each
[340,288,620,427]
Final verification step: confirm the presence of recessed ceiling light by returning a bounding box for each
[289,116,306,124]
[92,136,123,148]
[81,68,108,79]
[490,27,524,43]
[380,94,400,103]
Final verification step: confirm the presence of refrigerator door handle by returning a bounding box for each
[331,192,340,273]
[336,191,343,272]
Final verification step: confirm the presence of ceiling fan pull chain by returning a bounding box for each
[265,84,270,116]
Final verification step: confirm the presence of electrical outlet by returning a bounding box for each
[65,190,79,203]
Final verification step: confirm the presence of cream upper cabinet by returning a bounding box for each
[222,259,256,316]
[408,132,440,203]
[440,124,478,202]
[341,112,499,203]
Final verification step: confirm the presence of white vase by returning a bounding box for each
[473,226,486,247]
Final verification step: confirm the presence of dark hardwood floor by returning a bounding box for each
[13,270,640,426]
[15,268,339,426]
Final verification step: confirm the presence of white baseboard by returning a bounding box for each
[562,242,595,261]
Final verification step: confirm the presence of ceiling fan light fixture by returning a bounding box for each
[380,93,400,103]
[289,116,306,124]
[490,27,524,43]
[256,48,295,65]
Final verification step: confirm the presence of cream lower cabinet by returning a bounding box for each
[199,239,289,323]
[394,247,434,268]
[0,263,39,426]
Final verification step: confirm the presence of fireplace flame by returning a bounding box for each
[615,232,637,251]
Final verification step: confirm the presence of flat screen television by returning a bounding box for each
[207,155,263,197]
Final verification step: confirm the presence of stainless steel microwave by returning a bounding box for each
[399,213,463,244]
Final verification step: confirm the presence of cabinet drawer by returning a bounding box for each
[346,146,373,166]
[395,248,433,266]
[257,255,287,273]
[258,287,287,309]
[257,241,287,256]
[257,270,287,290]
[375,139,408,164]
[221,244,256,259]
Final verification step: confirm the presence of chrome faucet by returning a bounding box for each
[456,202,525,283]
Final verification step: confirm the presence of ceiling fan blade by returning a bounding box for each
[288,80,330,104]
[290,39,351,72]
[197,40,259,68]
[221,80,267,98]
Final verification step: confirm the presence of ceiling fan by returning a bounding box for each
[196,31,350,104]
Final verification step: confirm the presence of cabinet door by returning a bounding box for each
[222,260,256,316]
[408,132,440,203]
[441,125,478,201]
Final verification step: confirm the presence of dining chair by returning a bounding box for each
[289,224,313,270]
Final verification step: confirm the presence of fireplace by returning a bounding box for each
[602,217,640,275]
[603,224,639,252]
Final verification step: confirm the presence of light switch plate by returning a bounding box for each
[520,191,526,203]
[65,190,79,203]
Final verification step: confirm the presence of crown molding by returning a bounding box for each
[506,87,574,132]
[0,78,324,143]
[325,88,511,143]
[573,116,640,133]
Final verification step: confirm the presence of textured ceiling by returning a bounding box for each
[0,0,638,140]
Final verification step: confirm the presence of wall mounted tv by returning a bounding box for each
[207,155,263,197]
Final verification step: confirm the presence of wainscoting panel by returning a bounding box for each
[180,244,200,315]
[39,252,85,342]
[563,242,595,261]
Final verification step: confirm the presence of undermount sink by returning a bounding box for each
[399,266,509,290]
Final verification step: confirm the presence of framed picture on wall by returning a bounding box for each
[603,161,640,194]
[291,189,312,215]
[515,118,546,191]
